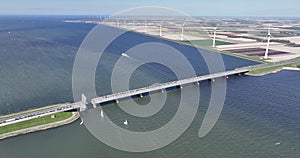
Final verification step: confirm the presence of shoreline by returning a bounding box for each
[247,66,300,76]
[0,22,298,140]
[120,27,300,76]
[0,112,80,140]
[63,20,266,64]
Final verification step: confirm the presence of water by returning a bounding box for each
[0,16,299,158]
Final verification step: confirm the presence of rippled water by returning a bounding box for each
[0,16,299,158]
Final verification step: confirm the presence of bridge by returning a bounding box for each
[90,59,300,108]
[1,58,298,126]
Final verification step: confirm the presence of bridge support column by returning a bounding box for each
[79,105,87,112]
[80,94,88,112]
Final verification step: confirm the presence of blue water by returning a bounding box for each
[0,16,299,158]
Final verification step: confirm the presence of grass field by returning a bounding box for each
[0,112,72,135]
[220,50,268,63]
[180,40,234,47]
[176,39,266,63]
[248,61,300,75]
[138,30,266,63]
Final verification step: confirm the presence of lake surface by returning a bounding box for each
[0,16,299,158]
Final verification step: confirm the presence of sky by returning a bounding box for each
[1,0,300,17]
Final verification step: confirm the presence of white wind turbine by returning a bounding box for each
[263,26,274,59]
[144,19,147,33]
[212,27,218,48]
[132,19,136,30]
[117,19,120,27]
[124,19,127,28]
[180,22,185,41]
[159,21,162,37]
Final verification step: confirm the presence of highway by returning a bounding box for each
[0,102,85,127]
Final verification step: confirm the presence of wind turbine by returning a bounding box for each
[180,22,185,41]
[124,19,127,28]
[117,19,120,27]
[144,19,147,33]
[132,19,136,30]
[212,27,217,48]
[263,26,273,59]
[159,22,162,37]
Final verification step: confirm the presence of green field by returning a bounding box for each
[138,31,265,63]
[0,112,72,135]
[177,39,266,63]
[220,50,268,63]
[247,65,284,75]
[248,61,300,75]
[180,40,234,47]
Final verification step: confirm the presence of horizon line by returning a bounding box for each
[1,14,300,19]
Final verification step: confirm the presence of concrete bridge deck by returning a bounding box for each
[91,58,300,108]
[91,68,249,107]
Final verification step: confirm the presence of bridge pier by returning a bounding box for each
[209,78,215,82]
[90,64,268,108]
[79,94,88,112]
[79,104,87,112]
[81,94,87,104]
[175,85,183,89]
